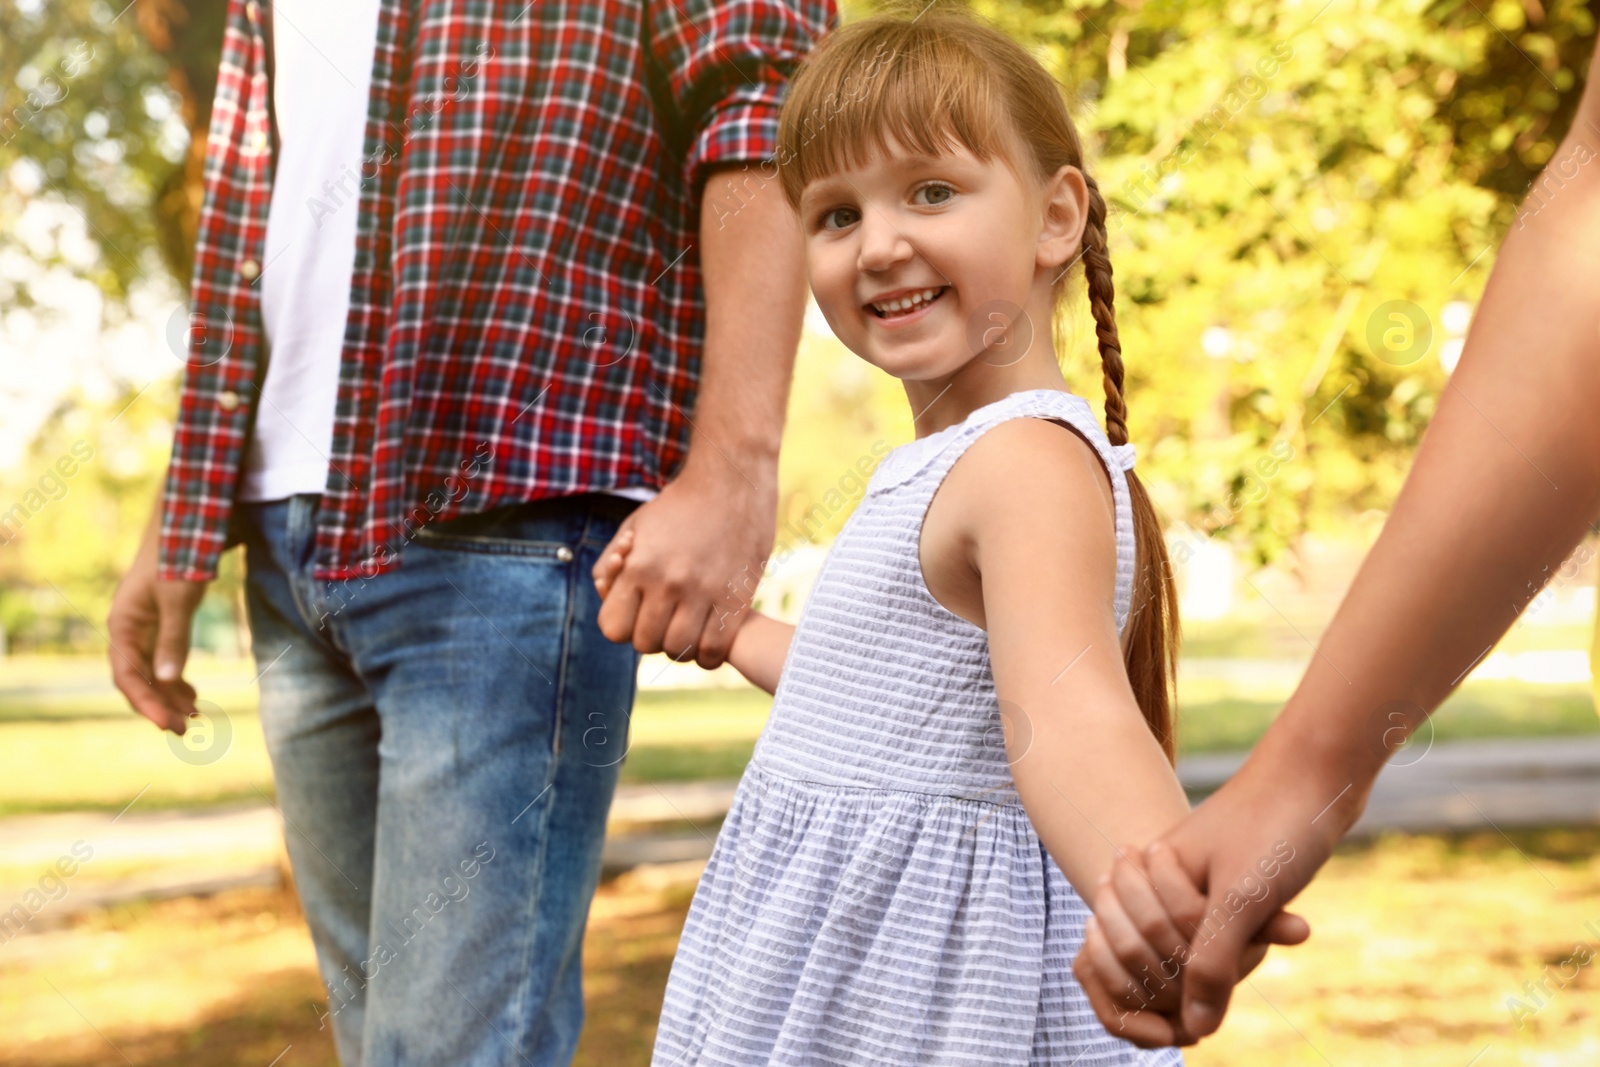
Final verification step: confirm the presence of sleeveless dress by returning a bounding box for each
[650,388,1184,1067]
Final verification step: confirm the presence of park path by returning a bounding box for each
[2,736,1596,924]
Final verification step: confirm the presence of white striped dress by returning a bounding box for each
[650,388,1185,1067]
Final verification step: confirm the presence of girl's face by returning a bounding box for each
[798,130,1086,399]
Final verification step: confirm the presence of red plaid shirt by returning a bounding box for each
[160,0,835,581]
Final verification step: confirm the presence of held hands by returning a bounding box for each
[593,524,752,636]
[597,525,789,696]
[1074,843,1307,1046]
[592,464,773,669]
[1074,765,1344,1046]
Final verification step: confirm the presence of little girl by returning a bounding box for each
[598,6,1195,1063]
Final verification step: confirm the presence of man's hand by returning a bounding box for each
[1075,756,1338,1045]
[592,153,799,667]
[594,458,776,669]
[107,503,209,733]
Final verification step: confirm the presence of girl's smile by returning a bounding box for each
[865,285,950,325]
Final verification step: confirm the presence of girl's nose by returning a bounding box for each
[856,208,914,272]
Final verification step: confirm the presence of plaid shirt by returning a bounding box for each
[160,0,835,581]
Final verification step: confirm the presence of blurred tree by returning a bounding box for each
[2,0,1596,593]
[0,0,225,323]
[2,0,229,653]
[0,378,246,652]
[961,0,1600,571]
[131,0,229,286]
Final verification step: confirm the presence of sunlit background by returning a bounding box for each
[2,0,1598,1064]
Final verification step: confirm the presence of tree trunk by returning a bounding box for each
[135,0,230,288]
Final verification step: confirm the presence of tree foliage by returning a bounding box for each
[1,0,1596,648]
[971,0,1598,566]
[0,0,226,322]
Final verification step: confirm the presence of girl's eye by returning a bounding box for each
[813,182,955,231]
[818,206,858,231]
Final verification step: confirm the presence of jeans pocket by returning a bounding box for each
[408,501,580,562]
[409,525,576,562]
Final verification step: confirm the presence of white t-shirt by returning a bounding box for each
[239,0,656,508]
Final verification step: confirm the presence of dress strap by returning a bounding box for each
[883,389,1140,634]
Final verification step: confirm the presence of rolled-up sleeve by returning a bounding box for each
[647,0,838,210]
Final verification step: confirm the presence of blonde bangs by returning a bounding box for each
[775,20,1026,213]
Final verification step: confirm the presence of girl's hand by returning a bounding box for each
[592,526,636,601]
[1074,842,1312,1047]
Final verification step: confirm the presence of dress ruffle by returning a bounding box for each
[652,761,1174,1067]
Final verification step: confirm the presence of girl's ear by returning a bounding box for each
[1037,164,1090,272]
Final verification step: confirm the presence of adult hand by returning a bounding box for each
[594,458,776,669]
[1075,753,1349,1044]
[107,502,209,733]
[1075,842,1311,1045]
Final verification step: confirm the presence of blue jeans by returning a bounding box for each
[237,492,644,1066]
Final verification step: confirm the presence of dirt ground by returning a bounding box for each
[3,829,1597,1067]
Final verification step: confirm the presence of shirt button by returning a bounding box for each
[218,390,241,412]
[556,545,574,563]
[239,259,260,281]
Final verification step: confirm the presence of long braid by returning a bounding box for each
[1077,169,1180,763]
[1080,173,1128,448]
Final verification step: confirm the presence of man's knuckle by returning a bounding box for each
[620,558,655,585]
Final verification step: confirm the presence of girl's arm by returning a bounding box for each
[938,417,1192,905]
[723,610,795,696]
[593,528,795,695]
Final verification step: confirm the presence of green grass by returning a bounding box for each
[0,657,1592,817]
[1176,681,1600,755]
[0,717,277,817]
[1179,617,1596,659]
[619,687,770,784]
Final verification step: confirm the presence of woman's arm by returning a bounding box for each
[944,417,1193,903]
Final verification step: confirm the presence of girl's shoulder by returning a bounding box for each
[920,411,1122,630]
[918,388,1140,627]
[932,410,1122,551]
[870,388,1121,501]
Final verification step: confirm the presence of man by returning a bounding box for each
[107,0,834,1063]
[1074,40,1600,1047]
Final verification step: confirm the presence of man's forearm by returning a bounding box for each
[1253,108,1600,832]
[686,163,807,473]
